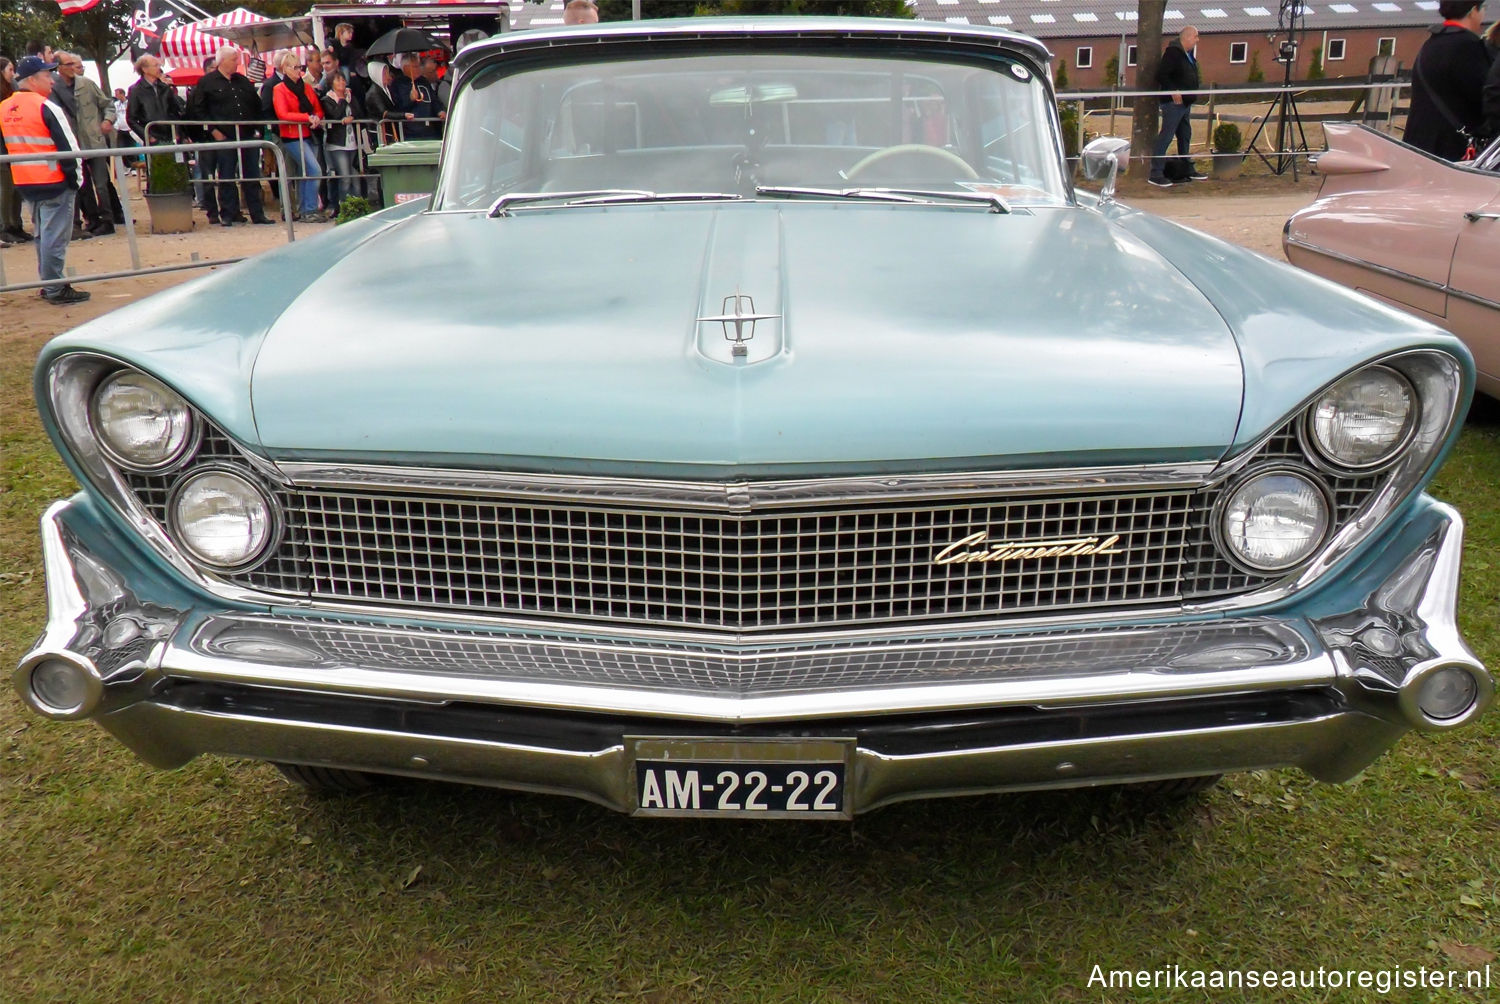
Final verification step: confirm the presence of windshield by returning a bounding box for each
[436,50,1070,211]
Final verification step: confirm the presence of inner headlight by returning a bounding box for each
[168,470,278,570]
[91,370,197,472]
[1307,366,1417,470]
[1220,470,1331,572]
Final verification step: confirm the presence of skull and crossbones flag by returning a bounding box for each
[128,0,186,60]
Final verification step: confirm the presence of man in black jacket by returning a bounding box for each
[1147,26,1205,188]
[187,47,272,226]
[125,54,183,148]
[1404,0,1491,159]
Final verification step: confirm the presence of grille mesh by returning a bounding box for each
[238,489,1204,631]
[124,420,1385,633]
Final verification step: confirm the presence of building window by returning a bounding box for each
[1326,38,1346,61]
[1377,37,1395,56]
[1229,41,1248,63]
[1076,46,1093,69]
[1126,44,1138,67]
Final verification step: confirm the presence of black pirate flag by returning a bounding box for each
[129,0,184,60]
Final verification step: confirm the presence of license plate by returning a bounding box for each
[628,737,855,819]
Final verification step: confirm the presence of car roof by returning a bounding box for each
[451,16,1053,76]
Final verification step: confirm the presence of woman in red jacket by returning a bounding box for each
[272,51,325,221]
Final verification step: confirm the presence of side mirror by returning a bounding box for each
[1081,136,1131,202]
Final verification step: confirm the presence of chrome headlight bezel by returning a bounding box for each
[89,369,202,474]
[1299,364,1420,474]
[165,466,283,573]
[1213,464,1334,575]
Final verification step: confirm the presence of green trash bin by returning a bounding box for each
[367,140,443,208]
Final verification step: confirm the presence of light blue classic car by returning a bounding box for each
[16,18,1492,818]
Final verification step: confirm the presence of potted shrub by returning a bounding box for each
[1212,122,1246,181]
[145,153,194,233]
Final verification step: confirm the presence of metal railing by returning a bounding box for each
[1055,78,1412,166]
[0,138,295,295]
[152,117,446,193]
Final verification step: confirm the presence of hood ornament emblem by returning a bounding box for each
[698,294,780,357]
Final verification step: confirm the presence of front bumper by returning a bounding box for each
[15,494,1491,814]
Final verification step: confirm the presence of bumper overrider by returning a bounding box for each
[16,493,1492,816]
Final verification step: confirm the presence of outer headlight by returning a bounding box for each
[1306,366,1418,471]
[168,469,278,570]
[91,370,198,472]
[1220,469,1331,572]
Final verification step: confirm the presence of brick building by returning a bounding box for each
[509,2,1442,91]
[902,1,1435,90]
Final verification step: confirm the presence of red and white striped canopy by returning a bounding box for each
[159,8,313,80]
[159,8,266,61]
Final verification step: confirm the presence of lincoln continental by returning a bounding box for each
[16,18,1491,819]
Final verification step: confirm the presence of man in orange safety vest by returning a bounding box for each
[0,54,89,304]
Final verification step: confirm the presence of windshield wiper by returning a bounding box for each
[488,190,740,217]
[755,185,1011,214]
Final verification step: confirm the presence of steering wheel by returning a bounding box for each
[844,144,980,181]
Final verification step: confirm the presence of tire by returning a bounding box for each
[1127,774,1222,798]
[274,762,387,794]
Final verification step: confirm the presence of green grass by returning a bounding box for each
[2,330,1498,1003]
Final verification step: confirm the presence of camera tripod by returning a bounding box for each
[1247,1,1312,179]
[1247,71,1311,179]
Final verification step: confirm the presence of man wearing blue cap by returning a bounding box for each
[0,55,89,304]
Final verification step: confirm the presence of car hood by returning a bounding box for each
[249,204,1243,472]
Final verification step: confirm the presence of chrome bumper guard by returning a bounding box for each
[16,497,1491,814]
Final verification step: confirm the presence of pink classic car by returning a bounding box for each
[1285,123,1500,397]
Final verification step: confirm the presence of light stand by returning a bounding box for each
[1246,0,1311,178]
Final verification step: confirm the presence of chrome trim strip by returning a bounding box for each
[1447,285,1500,313]
[159,624,1336,722]
[1284,236,1447,296]
[273,462,1217,511]
[1287,236,1500,311]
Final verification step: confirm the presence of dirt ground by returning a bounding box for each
[0,172,1323,355]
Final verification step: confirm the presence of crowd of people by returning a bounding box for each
[0,22,473,305]
[0,2,608,307]
[137,25,453,228]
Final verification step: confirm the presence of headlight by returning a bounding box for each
[91,370,198,472]
[1220,469,1331,572]
[168,470,278,570]
[1306,366,1417,470]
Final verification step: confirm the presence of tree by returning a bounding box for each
[0,3,65,60]
[3,0,131,90]
[1307,45,1324,80]
[1055,58,1069,90]
[1130,0,1165,163]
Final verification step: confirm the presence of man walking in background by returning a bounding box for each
[1147,26,1207,188]
[0,55,89,304]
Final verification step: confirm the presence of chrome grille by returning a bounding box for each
[120,417,1389,634]
[239,489,1207,631]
